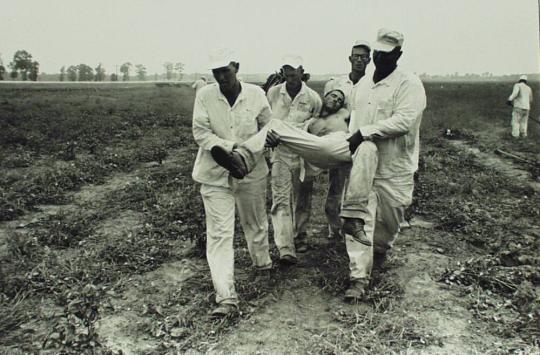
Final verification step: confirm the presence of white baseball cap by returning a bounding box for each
[520,74,528,81]
[207,48,237,70]
[281,54,303,69]
[353,39,371,50]
[372,28,404,52]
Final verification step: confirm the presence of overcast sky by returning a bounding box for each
[1,0,539,76]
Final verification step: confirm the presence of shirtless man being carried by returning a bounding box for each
[211,89,354,179]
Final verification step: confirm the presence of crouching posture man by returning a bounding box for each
[192,49,273,317]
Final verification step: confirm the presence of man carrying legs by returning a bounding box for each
[341,28,427,301]
[192,49,273,317]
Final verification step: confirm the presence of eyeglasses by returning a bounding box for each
[351,54,370,61]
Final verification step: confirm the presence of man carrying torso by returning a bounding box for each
[266,55,322,265]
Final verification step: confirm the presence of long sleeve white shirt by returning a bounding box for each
[267,82,322,163]
[508,82,533,110]
[350,69,427,178]
[192,82,272,187]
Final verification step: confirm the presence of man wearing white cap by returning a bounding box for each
[323,40,371,240]
[191,48,273,317]
[266,54,322,263]
[507,75,533,138]
[341,28,427,301]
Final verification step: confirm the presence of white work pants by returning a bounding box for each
[511,108,529,137]
[340,141,414,280]
[200,177,271,305]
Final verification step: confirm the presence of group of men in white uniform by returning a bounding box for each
[191,28,427,317]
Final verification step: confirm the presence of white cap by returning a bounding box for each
[520,74,528,81]
[207,48,237,70]
[353,39,371,50]
[372,28,404,52]
[281,54,303,69]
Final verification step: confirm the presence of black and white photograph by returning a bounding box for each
[0,0,539,353]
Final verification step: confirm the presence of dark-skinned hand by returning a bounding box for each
[265,129,281,148]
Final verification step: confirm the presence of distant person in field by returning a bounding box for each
[507,75,533,138]
[191,76,207,94]
[323,39,371,240]
[191,48,273,318]
[340,28,427,301]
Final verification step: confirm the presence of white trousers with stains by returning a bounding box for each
[200,177,272,306]
[511,108,529,137]
[340,142,414,280]
[270,156,313,258]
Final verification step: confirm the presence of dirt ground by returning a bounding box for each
[1,82,539,354]
[1,139,537,354]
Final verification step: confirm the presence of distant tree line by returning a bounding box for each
[0,50,40,81]
[0,50,186,82]
[57,61,184,82]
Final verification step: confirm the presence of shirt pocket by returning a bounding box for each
[375,100,393,121]
[234,108,258,139]
[291,101,313,123]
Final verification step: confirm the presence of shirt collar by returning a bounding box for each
[279,82,307,99]
[371,69,399,88]
[215,81,246,106]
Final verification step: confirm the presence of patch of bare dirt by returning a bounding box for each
[205,218,500,354]
[449,140,540,192]
[95,258,200,355]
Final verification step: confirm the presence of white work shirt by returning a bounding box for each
[324,74,361,110]
[350,69,427,178]
[267,82,322,128]
[267,82,322,162]
[192,82,272,187]
[192,79,207,94]
[508,82,533,110]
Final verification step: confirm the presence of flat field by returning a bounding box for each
[0,80,538,354]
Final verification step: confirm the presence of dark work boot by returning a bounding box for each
[342,218,371,246]
[344,278,370,302]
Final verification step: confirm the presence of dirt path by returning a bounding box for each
[449,140,540,192]
[205,217,500,354]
